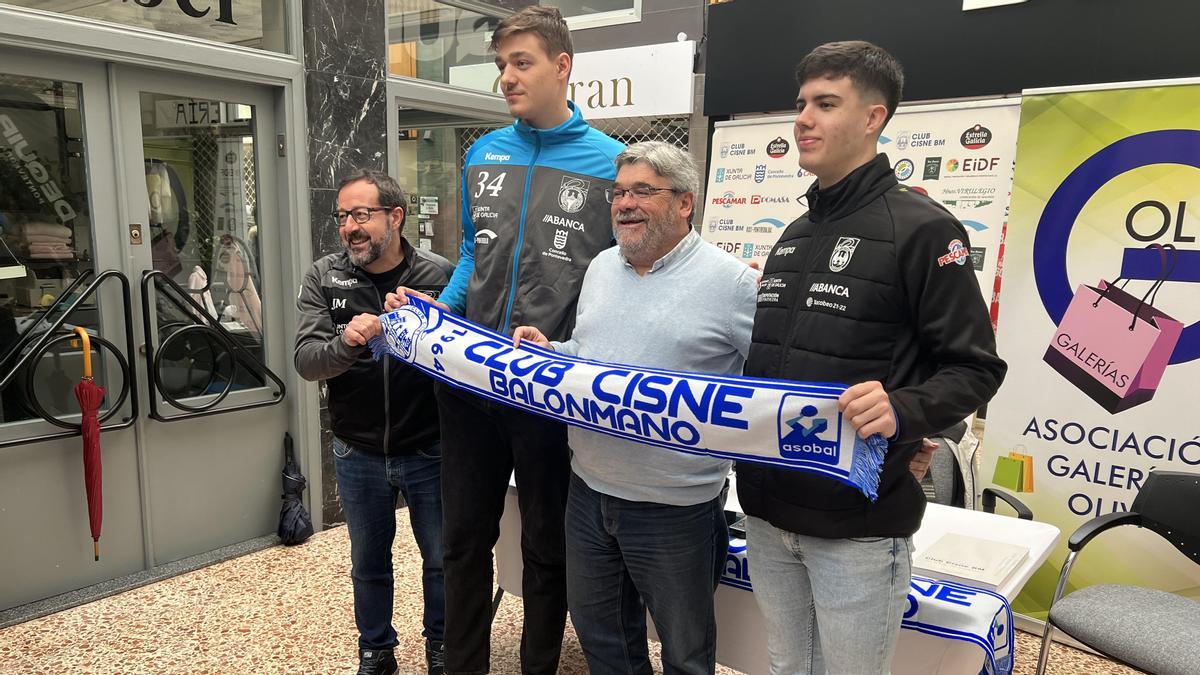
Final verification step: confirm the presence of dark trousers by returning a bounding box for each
[333,437,445,649]
[565,473,729,675]
[437,385,570,674]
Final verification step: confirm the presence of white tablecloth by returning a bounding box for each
[496,475,1059,674]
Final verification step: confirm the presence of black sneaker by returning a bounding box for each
[425,639,445,675]
[357,648,398,675]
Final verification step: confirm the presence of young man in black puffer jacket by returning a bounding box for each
[739,41,1007,674]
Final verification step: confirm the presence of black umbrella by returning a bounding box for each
[278,433,314,545]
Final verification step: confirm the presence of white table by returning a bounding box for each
[496,475,1059,674]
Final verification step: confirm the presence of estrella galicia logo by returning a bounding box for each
[716,167,726,183]
[558,176,590,213]
[961,124,993,150]
[777,395,840,464]
[893,158,915,181]
[767,136,790,158]
[754,164,767,183]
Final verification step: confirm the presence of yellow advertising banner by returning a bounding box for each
[982,84,1200,618]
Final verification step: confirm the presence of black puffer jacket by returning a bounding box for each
[739,154,1006,538]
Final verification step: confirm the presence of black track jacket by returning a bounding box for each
[294,239,453,456]
[739,154,1007,538]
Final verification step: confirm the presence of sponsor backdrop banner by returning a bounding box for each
[980,84,1200,618]
[700,100,1019,308]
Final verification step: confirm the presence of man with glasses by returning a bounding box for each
[387,7,623,673]
[295,169,453,675]
[512,142,758,675]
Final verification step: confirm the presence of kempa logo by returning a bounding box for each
[330,276,359,287]
[767,136,790,158]
[828,236,861,272]
[484,151,512,162]
[777,396,840,464]
[960,124,993,150]
[474,228,498,245]
[558,176,590,213]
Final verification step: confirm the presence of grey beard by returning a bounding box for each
[347,227,392,267]
[614,216,669,263]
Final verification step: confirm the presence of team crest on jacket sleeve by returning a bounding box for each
[558,176,590,213]
[828,237,861,272]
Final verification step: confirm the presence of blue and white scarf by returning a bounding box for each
[721,540,1014,675]
[370,297,888,500]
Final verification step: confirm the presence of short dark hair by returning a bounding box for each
[336,168,407,226]
[490,5,573,61]
[795,41,904,122]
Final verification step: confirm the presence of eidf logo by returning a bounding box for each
[777,395,840,464]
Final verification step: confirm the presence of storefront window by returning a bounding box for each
[0,73,103,424]
[2,0,289,53]
[394,106,504,262]
[387,0,640,84]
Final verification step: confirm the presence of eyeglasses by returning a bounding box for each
[330,206,395,225]
[609,186,682,202]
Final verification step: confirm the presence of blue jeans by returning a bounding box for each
[745,516,912,675]
[333,436,445,649]
[565,473,728,675]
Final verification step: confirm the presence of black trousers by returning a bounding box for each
[437,384,570,674]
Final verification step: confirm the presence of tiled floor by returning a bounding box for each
[0,514,1141,674]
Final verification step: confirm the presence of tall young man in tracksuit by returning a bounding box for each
[388,7,623,674]
[295,169,453,675]
[740,42,1007,674]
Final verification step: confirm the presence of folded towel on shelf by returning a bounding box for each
[27,251,76,260]
[22,233,73,245]
[28,243,73,254]
[21,223,73,239]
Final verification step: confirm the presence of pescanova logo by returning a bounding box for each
[1035,129,1200,366]
[777,395,840,464]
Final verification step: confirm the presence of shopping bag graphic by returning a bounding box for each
[991,455,1025,492]
[1044,273,1183,413]
[1008,449,1034,492]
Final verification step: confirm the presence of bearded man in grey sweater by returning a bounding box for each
[513,141,755,675]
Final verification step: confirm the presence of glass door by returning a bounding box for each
[0,53,291,613]
[0,48,143,612]
[114,67,289,565]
